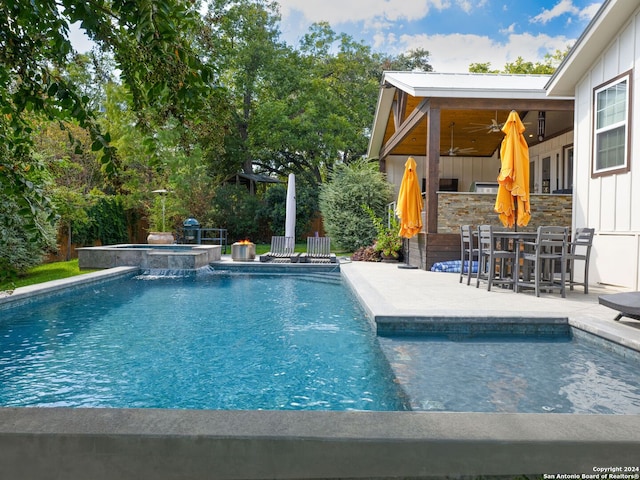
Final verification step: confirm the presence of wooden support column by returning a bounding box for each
[425,106,440,234]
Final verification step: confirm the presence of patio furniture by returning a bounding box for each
[459,225,478,285]
[476,225,517,291]
[259,236,296,263]
[515,226,568,298]
[566,227,594,294]
[178,225,228,253]
[599,292,640,321]
[300,236,337,263]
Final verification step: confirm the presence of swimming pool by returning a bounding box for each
[0,271,406,410]
[2,268,640,414]
[380,334,640,414]
[2,266,639,479]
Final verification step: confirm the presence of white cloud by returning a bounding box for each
[276,0,445,26]
[500,23,516,35]
[456,0,473,14]
[397,31,573,73]
[579,2,603,21]
[530,0,579,25]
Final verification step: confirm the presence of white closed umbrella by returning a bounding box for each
[285,173,296,250]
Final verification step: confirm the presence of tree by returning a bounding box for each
[380,48,433,72]
[250,23,381,184]
[1,0,214,273]
[204,0,284,175]
[468,48,571,74]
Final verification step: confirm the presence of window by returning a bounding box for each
[593,72,631,176]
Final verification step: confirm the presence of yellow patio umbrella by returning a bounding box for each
[396,156,423,237]
[494,110,531,228]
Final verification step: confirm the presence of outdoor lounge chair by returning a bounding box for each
[259,236,297,263]
[598,292,640,321]
[300,236,337,263]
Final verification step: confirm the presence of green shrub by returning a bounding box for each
[209,184,264,242]
[72,195,129,246]
[319,160,393,251]
[0,195,57,284]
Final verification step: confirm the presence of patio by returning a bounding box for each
[340,259,640,351]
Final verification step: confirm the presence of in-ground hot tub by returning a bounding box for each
[77,244,222,270]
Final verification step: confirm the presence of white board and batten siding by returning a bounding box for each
[571,6,640,289]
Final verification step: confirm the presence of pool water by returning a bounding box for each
[380,335,640,414]
[0,273,407,411]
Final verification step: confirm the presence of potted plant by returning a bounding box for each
[363,205,402,261]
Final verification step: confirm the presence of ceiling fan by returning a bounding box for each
[466,110,531,134]
[447,122,476,156]
[466,111,504,134]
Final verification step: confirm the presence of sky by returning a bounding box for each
[68,0,604,73]
[274,0,604,72]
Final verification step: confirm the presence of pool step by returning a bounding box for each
[376,316,570,338]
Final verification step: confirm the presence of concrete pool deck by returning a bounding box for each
[1,258,640,479]
[338,258,640,352]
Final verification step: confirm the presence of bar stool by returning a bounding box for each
[515,226,568,297]
[459,225,478,285]
[566,227,594,294]
[476,225,517,291]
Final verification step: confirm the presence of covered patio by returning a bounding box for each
[368,72,575,269]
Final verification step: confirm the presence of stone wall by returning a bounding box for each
[437,193,572,233]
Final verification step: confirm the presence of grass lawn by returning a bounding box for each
[1,243,352,292]
[0,259,98,291]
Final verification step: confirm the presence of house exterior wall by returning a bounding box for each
[572,7,640,289]
[384,154,501,198]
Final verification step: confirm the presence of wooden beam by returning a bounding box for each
[425,106,440,234]
[393,90,408,129]
[380,98,430,158]
[430,98,574,111]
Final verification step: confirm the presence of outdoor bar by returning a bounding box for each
[401,192,572,270]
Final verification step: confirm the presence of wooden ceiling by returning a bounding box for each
[381,91,573,158]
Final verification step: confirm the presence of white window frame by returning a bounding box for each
[592,71,631,177]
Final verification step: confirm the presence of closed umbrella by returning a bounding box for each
[284,173,296,250]
[396,156,423,268]
[494,110,531,228]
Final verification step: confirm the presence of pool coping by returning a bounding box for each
[0,261,639,478]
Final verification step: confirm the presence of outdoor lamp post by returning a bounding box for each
[148,189,174,244]
[152,189,169,232]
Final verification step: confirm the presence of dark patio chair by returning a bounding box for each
[515,226,568,298]
[476,225,517,291]
[566,227,594,294]
[599,292,640,321]
[459,225,478,285]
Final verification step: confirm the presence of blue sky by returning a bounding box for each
[69,0,604,73]
[275,0,604,72]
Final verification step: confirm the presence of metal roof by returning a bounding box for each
[382,72,562,100]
